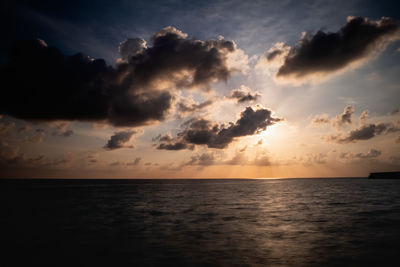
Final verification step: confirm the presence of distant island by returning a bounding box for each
[368,172,400,179]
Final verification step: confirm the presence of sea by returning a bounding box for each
[1,178,400,266]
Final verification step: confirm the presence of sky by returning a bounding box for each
[1,0,400,178]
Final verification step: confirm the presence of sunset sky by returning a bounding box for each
[1,0,400,178]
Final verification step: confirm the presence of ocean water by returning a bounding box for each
[1,178,400,266]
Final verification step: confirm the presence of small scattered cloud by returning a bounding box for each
[339,148,382,161]
[359,110,369,125]
[104,130,137,150]
[325,122,400,144]
[311,106,354,130]
[229,85,261,103]
[29,129,45,143]
[389,108,400,116]
[127,157,141,166]
[53,129,74,137]
[0,121,15,135]
[87,155,99,164]
[17,125,31,134]
[239,145,247,152]
[0,140,71,169]
[185,152,216,166]
[311,114,330,126]
[177,98,214,117]
[332,106,354,130]
[300,153,328,166]
[50,122,74,137]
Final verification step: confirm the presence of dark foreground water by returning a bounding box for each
[1,178,400,266]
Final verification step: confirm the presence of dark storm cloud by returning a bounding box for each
[326,122,400,143]
[117,25,237,91]
[104,130,136,150]
[0,27,238,126]
[229,86,261,103]
[157,106,281,150]
[271,17,400,80]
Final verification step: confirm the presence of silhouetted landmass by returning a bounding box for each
[368,171,400,179]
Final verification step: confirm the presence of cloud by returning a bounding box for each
[332,106,354,130]
[0,121,15,134]
[118,38,147,61]
[252,155,272,166]
[104,130,137,150]
[50,122,74,137]
[29,129,45,143]
[339,149,382,161]
[359,110,369,125]
[261,42,291,66]
[239,145,247,152]
[127,157,141,166]
[265,42,291,63]
[17,125,31,134]
[303,153,328,165]
[177,98,214,116]
[311,106,354,130]
[118,26,239,91]
[389,108,400,116]
[185,152,216,166]
[264,17,400,83]
[326,122,400,143]
[0,140,71,169]
[87,155,99,164]
[1,27,240,127]
[225,152,249,165]
[229,85,261,103]
[0,141,20,163]
[157,142,194,150]
[311,114,330,126]
[156,106,281,150]
[52,129,73,137]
